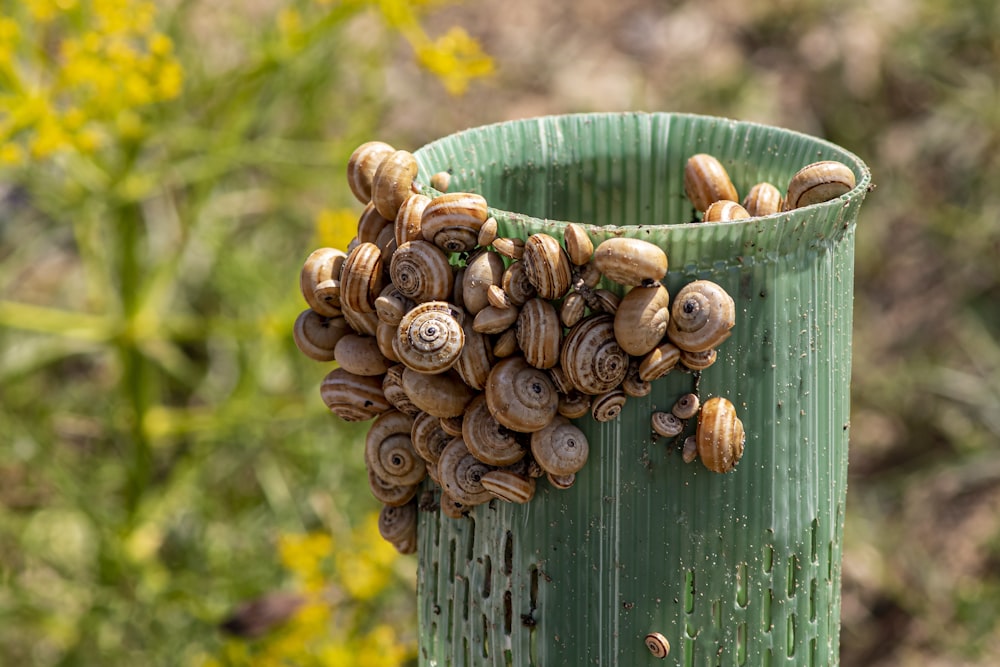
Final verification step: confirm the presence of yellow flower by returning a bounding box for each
[314,208,358,251]
[415,26,494,96]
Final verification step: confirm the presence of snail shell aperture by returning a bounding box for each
[666,280,735,353]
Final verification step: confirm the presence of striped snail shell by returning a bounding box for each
[621,361,651,398]
[784,160,856,210]
[400,367,476,419]
[557,390,592,419]
[563,223,594,265]
[477,217,498,247]
[341,301,379,337]
[547,472,576,490]
[367,465,419,507]
[516,297,562,369]
[357,202,392,244]
[560,290,586,328]
[462,394,527,466]
[320,367,390,421]
[473,304,520,335]
[613,282,671,356]
[522,233,573,299]
[680,348,718,371]
[378,501,418,554]
[365,410,425,486]
[672,393,700,420]
[452,317,494,391]
[440,492,469,519]
[666,280,735,352]
[487,284,511,309]
[462,248,506,315]
[480,470,536,504]
[333,333,390,376]
[651,411,685,438]
[437,437,494,506]
[390,240,455,304]
[439,415,464,437]
[743,182,783,217]
[592,238,668,287]
[561,314,629,395]
[684,153,739,213]
[312,280,342,318]
[697,397,746,473]
[421,192,489,253]
[502,261,537,306]
[300,247,346,317]
[644,632,671,659]
[493,328,520,358]
[292,309,350,362]
[493,236,525,260]
[377,317,401,360]
[394,301,465,374]
[531,415,589,476]
[547,365,574,395]
[383,364,420,416]
[347,141,395,204]
[340,242,384,314]
[374,283,414,327]
[394,193,430,246]
[372,149,418,220]
[411,410,452,464]
[588,288,620,315]
[638,341,681,382]
[703,199,750,222]
[591,388,626,422]
[485,356,560,433]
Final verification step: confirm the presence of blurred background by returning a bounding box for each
[1,0,997,665]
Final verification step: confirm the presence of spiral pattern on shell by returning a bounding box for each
[320,367,390,422]
[365,410,425,486]
[644,632,671,659]
[561,314,629,395]
[531,416,589,476]
[462,394,527,466]
[293,309,349,362]
[485,356,559,433]
[437,437,494,506]
[378,501,418,554]
[480,470,536,504]
[395,301,465,374]
[421,192,489,253]
[411,410,453,464]
[667,280,735,352]
[389,240,455,304]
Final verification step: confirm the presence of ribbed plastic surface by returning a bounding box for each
[412,112,871,666]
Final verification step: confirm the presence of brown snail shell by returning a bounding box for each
[452,317,494,391]
[383,364,420,416]
[575,261,603,289]
[394,301,465,374]
[557,390,592,419]
[378,501,417,554]
[492,237,525,260]
[523,233,573,299]
[672,393,700,420]
[292,309,350,362]
[394,193,430,247]
[667,280,735,352]
[357,202,392,244]
[485,356,559,433]
[784,160,856,210]
[591,238,668,287]
[502,261,537,306]
[473,304,520,335]
[703,200,750,222]
[743,182,783,217]
[462,394,527,466]
[439,415,464,437]
[374,284,414,327]
[389,240,454,304]
[300,247,346,317]
[477,217,498,247]
[651,411,685,437]
[516,297,562,369]
[530,415,589,476]
[480,470,535,504]
[340,242,384,314]
[680,348,717,371]
[638,341,681,382]
[563,223,594,265]
[684,153,739,213]
[547,365,574,395]
[333,333,390,376]
[312,280,342,318]
[437,437,494,506]
[644,632,671,659]
[486,284,511,309]
[697,397,746,473]
[462,248,506,315]
[589,288,620,315]
[411,410,452,464]
[561,314,629,395]
[682,435,699,463]
[492,328,520,358]
[372,149,418,220]
[400,367,475,419]
[365,410,424,486]
[439,492,469,519]
[613,282,671,356]
[560,291,586,328]
[429,170,451,193]
[347,141,395,204]
[420,192,489,253]
[320,367,389,421]
[367,466,419,507]
[591,388,626,422]
[546,472,576,490]
[621,361,651,398]
[341,301,379,337]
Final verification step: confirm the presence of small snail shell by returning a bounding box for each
[320,367,390,421]
[340,242,384,314]
[591,388,626,422]
[462,248,505,315]
[644,632,670,659]
[357,202,392,244]
[480,470,535,504]
[563,223,594,265]
[439,415,464,437]
[682,435,699,463]
[334,333,390,376]
[493,237,525,260]
[300,247,347,317]
[293,309,350,362]
[523,233,573,300]
[666,280,735,352]
[703,200,750,222]
[684,153,738,213]
[374,284,414,327]
[557,390,592,419]
[516,298,562,369]
[378,501,417,554]
[560,291,586,328]
[589,288,620,315]
[492,328,520,358]
[575,261,603,289]
[638,342,681,382]
[547,365,574,395]
[621,361,651,398]
[367,466,419,507]
[394,301,465,374]
[451,266,466,310]
[592,238,668,287]
[372,149,418,220]
[672,393,700,420]
[347,141,395,204]
[784,160,856,210]
[312,280,342,318]
[383,364,420,416]
[365,410,424,486]
[531,415,589,476]
[547,471,576,490]
[680,348,717,371]
[452,318,494,391]
[697,397,746,473]
[411,410,452,464]
[375,222,397,267]
[389,240,454,303]
[487,284,511,309]
[440,492,469,519]
[743,182,783,217]
[394,193,430,246]
[462,394,527,466]
[437,437,494,506]
[421,192,489,253]
[341,301,379,337]
[400,367,475,418]
[473,304,519,335]
[429,170,451,193]
[485,356,559,433]
[561,314,629,395]
[651,411,685,437]
[502,261,537,306]
[613,283,671,356]
[477,217,498,247]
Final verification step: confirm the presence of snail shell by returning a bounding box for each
[400,367,475,419]
[666,280,735,352]
[340,242,384,314]
[394,193,430,246]
[300,247,346,317]
[547,365,574,395]
[516,298,562,369]
[439,415,464,437]
[592,238,668,287]
[477,217,498,247]
[378,501,417,554]
[682,435,699,463]
[480,470,535,504]
[557,390,592,419]
[292,309,350,362]
[613,283,671,356]
[680,348,717,371]
[341,301,379,337]
[493,328,520,358]
[575,261,603,289]
[547,472,576,490]
[697,397,746,473]
[784,160,856,210]
[389,240,455,303]
[365,410,425,486]
[492,237,526,260]
[320,367,389,421]
[672,393,700,420]
[421,192,489,253]
[560,290,586,328]
[502,261,537,306]
[743,182,783,217]
[429,170,451,193]
[530,415,589,476]
[333,333,390,376]
[462,394,527,466]
[523,233,573,299]
[394,301,465,374]
[462,248,506,315]
[367,466,419,507]
[621,361,651,398]
[487,284,511,309]
[561,314,629,395]
[684,153,739,213]
[312,279,343,318]
[644,632,671,659]
[703,199,750,222]
[376,323,400,365]
[440,492,469,519]
[437,437,494,506]
[374,284,414,327]
[411,410,452,464]
[638,341,681,381]
[372,149,418,220]
[485,356,559,433]
[591,388,626,422]
[651,411,685,437]
[357,202,392,245]
[473,304,520,335]
[383,364,420,416]
[563,223,594,265]
[452,317,494,391]
[347,141,395,204]
[588,288,620,315]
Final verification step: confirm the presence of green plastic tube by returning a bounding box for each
[411,112,871,666]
